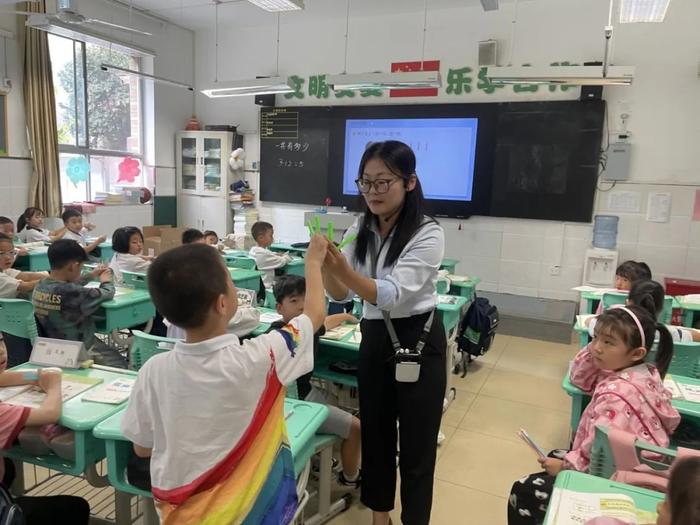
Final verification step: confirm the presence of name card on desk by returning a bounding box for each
[30,338,86,369]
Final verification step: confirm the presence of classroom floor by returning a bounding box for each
[328,333,580,525]
[8,332,580,524]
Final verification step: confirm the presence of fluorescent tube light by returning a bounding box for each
[619,0,671,23]
[26,14,153,57]
[486,65,635,86]
[101,63,193,91]
[480,0,499,11]
[200,77,294,98]
[327,71,442,91]
[246,0,304,12]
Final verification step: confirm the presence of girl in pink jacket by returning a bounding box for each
[508,304,680,525]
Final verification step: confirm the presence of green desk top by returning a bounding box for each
[270,243,307,254]
[677,297,700,311]
[9,364,137,432]
[93,398,328,461]
[563,370,700,419]
[222,250,252,259]
[285,258,305,267]
[228,268,263,281]
[545,470,662,524]
[100,287,153,309]
[448,276,481,288]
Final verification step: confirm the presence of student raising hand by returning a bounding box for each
[305,233,329,266]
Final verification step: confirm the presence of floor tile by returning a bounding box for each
[450,360,494,394]
[441,391,476,428]
[479,368,571,411]
[430,480,507,525]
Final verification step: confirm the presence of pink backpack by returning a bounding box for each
[608,428,700,492]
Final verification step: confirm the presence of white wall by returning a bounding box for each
[0,0,195,229]
[194,0,700,301]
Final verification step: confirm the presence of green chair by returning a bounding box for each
[602,292,673,324]
[589,425,679,480]
[121,270,148,290]
[648,341,700,378]
[129,330,180,371]
[0,298,39,343]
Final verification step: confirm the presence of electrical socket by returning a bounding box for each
[2,78,11,90]
[549,265,561,276]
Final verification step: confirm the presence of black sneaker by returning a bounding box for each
[337,470,361,489]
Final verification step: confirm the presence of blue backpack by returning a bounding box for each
[455,296,499,377]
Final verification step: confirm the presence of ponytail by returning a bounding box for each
[17,212,27,232]
[17,207,43,232]
[628,280,665,321]
[654,322,674,379]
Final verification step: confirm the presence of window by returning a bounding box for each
[49,34,152,203]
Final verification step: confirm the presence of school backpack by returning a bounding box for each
[455,296,499,377]
[0,485,24,525]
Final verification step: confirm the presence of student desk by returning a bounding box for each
[228,268,263,292]
[93,399,329,525]
[1,364,138,494]
[270,243,307,257]
[562,371,700,437]
[677,296,700,328]
[222,251,257,270]
[544,470,662,524]
[440,258,459,274]
[14,246,50,271]
[95,287,156,334]
[92,240,113,262]
[574,315,592,350]
[282,257,305,277]
[448,276,481,304]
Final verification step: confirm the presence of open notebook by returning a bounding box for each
[545,488,657,525]
[0,373,102,409]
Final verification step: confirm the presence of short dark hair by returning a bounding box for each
[203,230,218,241]
[61,208,82,223]
[616,260,652,282]
[112,227,144,254]
[47,239,88,269]
[148,244,230,329]
[251,222,272,241]
[668,456,700,525]
[273,275,306,303]
[0,216,12,226]
[182,228,204,244]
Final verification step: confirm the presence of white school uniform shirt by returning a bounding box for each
[120,314,314,492]
[588,316,694,343]
[249,246,292,288]
[109,253,151,284]
[333,217,445,320]
[0,268,22,298]
[62,228,90,246]
[18,228,51,243]
[164,307,262,340]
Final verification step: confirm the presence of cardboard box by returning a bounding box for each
[143,225,186,256]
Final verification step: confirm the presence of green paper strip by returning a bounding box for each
[306,221,314,238]
[327,222,334,242]
[337,233,357,251]
[314,216,321,235]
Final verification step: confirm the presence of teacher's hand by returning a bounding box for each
[324,242,352,279]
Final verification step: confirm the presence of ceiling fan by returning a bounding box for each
[1,0,152,36]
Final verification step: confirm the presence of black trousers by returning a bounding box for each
[358,311,446,525]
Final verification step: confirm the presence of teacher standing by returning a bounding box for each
[323,141,446,525]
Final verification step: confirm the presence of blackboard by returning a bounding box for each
[259,107,331,205]
[490,100,604,222]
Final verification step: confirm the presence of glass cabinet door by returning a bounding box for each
[202,137,223,193]
[180,137,197,191]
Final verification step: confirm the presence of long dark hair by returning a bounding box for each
[628,279,664,320]
[595,304,674,378]
[17,207,44,232]
[354,141,433,268]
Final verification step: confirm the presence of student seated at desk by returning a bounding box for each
[270,275,362,488]
[0,216,27,255]
[164,307,261,340]
[615,260,652,291]
[16,207,66,243]
[182,228,206,245]
[586,280,700,342]
[250,221,292,289]
[60,209,105,256]
[0,233,47,298]
[121,236,329,523]
[509,305,680,525]
[109,226,153,284]
[656,456,700,525]
[32,240,126,368]
[0,351,90,525]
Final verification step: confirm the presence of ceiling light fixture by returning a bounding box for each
[101,63,194,91]
[327,71,442,91]
[486,65,635,85]
[246,0,304,12]
[619,0,671,23]
[201,77,293,97]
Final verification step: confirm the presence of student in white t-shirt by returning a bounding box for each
[249,221,292,288]
[109,227,153,284]
[586,279,700,343]
[61,209,104,255]
[16,207,66,243]
[120,235,329,523]
[0,233,47,298]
